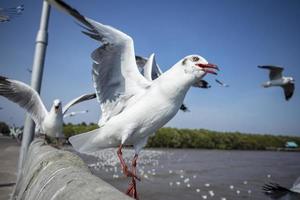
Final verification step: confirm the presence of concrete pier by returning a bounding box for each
[11,139,132,200]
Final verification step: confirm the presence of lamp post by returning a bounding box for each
[17,0,51,178]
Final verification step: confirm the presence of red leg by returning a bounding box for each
[126,154,139,199]
[117,145,140,181]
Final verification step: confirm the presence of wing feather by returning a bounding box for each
[48,0,151,125]
[258,65,284,80]
[0,76,48,127]
[63,93,96,115]
[282,83,294,101]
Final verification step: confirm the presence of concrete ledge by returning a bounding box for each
[12,139,132,200]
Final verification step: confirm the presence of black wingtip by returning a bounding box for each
[0,75,9,82]
[262,182,294,199]
[47,0,92,29]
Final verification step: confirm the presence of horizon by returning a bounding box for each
[0,0,300,136]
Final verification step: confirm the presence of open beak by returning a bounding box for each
[196,63,219,75]
[55,106,59,113]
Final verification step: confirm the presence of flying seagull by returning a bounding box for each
[135,54,211,112]
[0,75,96,142]
[258,65,295,101]
[63,110,89,118]
[47,0,219,198]
[215,79,229,87]
[263,179,300,200]
[26,68,32,74]
[0,5,24,23]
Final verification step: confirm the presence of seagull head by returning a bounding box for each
[181,55,219,80]
[53,99,62,114]
[289,77,295,84]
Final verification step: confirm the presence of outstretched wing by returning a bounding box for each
[0,76,48,127]
[258,65,284,80]
[282,83,294,101]
[63,93,96,115]
[48,0,151,125]
[262,182,293,199]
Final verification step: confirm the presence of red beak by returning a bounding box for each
[196,63,219,75]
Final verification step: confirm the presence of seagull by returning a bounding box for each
[215,79,229,87]
[0,75,96,142]
[136,54,211,112]
[63,110,89,118]
[263,179,300,200]
[258,65,295,101]
[0,5,24,23]
[26,68,32,74]
[47,0,219,198]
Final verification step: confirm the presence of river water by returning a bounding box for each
[78,149,300,200]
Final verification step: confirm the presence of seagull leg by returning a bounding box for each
[117,145,140,181]
[126,154,139,199]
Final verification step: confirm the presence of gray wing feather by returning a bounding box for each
[282,83,294,101]
[135,54,162,81]
[0,76,48,127]
[63,93,96,115]
[258,65,284,80]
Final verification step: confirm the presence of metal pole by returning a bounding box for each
[17,0,51,178]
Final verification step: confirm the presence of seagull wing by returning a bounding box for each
[136,54,162,81]
[282,83,294,101]
[63,93,96,115]
[48,0,151,125]
[0,76,48,127]
[262,182,293,199]
[258,65,284,80]
[215,79,223,85]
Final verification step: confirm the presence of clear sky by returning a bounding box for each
[0,0,299,136]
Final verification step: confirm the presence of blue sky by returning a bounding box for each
[0,0,299,136]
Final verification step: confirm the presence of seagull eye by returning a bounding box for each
[192,57,199,62]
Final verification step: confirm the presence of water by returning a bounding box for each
[78,149,300,200]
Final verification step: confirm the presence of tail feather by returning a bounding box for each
[68,129,100,154]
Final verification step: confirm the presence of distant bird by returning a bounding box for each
[263,179,300,200]
[0,75,96,142]
[47,0,219,198]
[215,79,229,87]
[258,65,295,101]
[0,5,24,23]
[26,68,32,74]
[63,110,89,118]
[136,54,211,112]
[0,106,2,110]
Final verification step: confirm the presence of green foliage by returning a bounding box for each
[0,121,10,135]
[63,123,300,150]
[147,127,300,150]
[63,122,98,139]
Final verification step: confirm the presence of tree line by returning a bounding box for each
[1,121,299,150]
[63,123,300,150]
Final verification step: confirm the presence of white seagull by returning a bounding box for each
[136,54,211,112]
[258,65,295,101]
[47,0,219,198]
[0,5,24,23]
[0,75,96,141]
